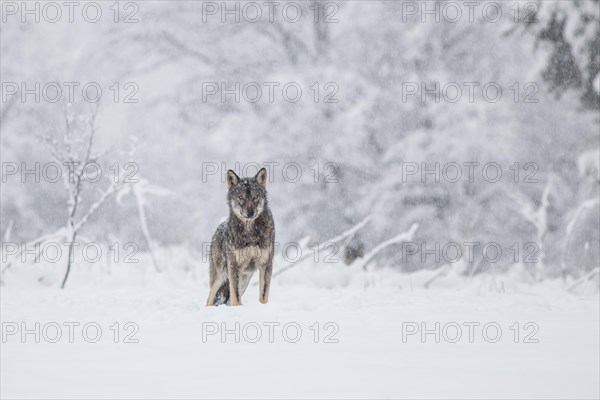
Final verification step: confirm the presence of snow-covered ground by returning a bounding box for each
[1,254,599,399]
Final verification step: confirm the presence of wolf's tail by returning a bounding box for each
[213,281,230,306]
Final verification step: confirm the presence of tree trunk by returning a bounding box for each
[61,229,77,289]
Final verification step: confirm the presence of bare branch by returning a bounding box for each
[353,223,419,271]
[568,267,600,292]
[270,215,372,280]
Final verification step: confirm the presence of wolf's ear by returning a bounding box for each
[255,167,267,188]
[226,170,240,190]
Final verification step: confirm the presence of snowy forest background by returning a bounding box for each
[1,0,599,288]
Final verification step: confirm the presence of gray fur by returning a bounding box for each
[206,168,275,306]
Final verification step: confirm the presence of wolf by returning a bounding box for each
[206,167,275,306]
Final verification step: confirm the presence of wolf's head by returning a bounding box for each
[226,168,268,222]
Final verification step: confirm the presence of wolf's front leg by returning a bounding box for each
[259,256,273,304]
[206,267,225,307]
[228,262,242,306]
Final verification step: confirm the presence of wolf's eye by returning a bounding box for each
[252,194,259,200]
